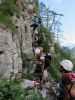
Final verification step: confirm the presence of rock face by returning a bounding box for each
[0,0,36,79]
[0,28,21,79]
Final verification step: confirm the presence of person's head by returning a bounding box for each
[35,48,41,56]
[60,59,73,73]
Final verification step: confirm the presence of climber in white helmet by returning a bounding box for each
[57,59,75,100]
[60,59,73,72]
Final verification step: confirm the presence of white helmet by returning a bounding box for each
[35,48,41,55]
[60,59,73,71]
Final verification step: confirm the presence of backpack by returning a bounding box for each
[63,72,75,100]
[44,53,52,69]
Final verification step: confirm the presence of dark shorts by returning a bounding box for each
[34,64,43,81]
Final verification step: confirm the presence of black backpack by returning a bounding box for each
[44,53,51,69]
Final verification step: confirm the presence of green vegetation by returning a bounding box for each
[0,0,19,31]
[39,26,54,53]
[50,43,74,80]
[34,0,39,14]
[0,80,24,100]
[0,80,46,100]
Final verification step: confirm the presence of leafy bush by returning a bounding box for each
[50,43,73,80]
[0,80,46,100]
[0,80,25,100]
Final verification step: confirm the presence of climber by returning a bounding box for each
[57,59,75,100]
[32,33,39,54]
[42,53,52,83]
[34,47,45,82]
[30,16,42,32]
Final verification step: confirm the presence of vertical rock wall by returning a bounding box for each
[0,28,22,79]
[0,0,36,78]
